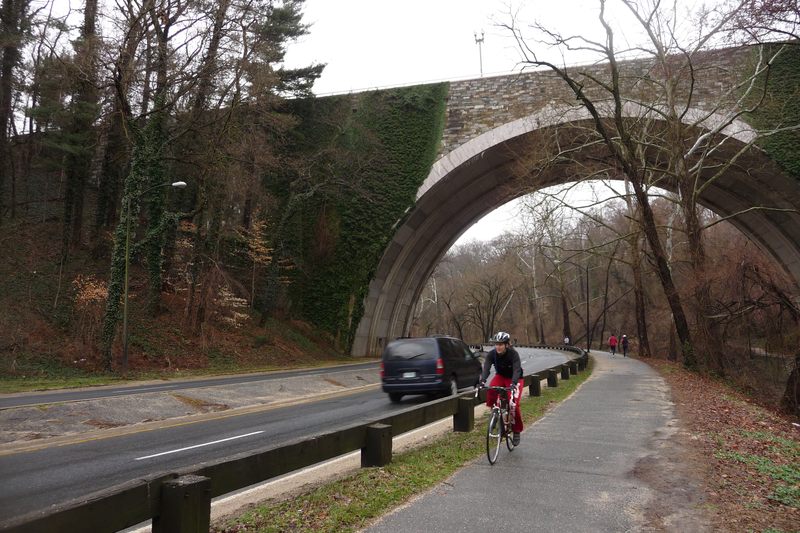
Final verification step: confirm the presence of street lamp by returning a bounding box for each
[474,30,485,77]
[121,180,187,373]
[583,259,590,353]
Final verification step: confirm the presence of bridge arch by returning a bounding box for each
[350,107,800,356]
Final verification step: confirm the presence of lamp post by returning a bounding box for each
[121,180,187,373]
[584,259,591,352]
[474,30,485,77]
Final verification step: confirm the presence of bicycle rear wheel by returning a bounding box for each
[486,409,502,464]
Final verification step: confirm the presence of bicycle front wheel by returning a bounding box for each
[505,411,515,451]
[486,409,503,464]
[506,429,515,451]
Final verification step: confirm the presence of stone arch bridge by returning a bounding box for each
[350,45,800,356]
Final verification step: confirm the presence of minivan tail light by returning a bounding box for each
[435,357,445,375]
[380,362,384,379]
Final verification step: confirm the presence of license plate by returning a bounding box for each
[402,372,416,378]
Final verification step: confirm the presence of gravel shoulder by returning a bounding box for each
[0,367,380,451]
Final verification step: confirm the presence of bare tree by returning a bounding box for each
[503,0,799,369]
[0,0,34,223]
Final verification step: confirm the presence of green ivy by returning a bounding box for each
[746,44,800,179]
[275,83,448,349]
[100,108,170,367]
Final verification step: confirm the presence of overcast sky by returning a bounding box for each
[284,0,526,95]
[284,0,607,243]
[282,0,696,94]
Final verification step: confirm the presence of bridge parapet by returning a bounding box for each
[440,46,752,156]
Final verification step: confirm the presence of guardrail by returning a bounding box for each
[1,347,589,533]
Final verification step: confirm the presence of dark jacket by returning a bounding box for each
[480,346,522,384]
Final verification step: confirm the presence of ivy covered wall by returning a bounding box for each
[276,83,448,349]
[747,43,800,178]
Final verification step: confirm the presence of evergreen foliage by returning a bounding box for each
[747,43,800,178]
[100,115,167,366]
[276,83,449,348]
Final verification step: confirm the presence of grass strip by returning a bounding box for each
[212,359,594,533]
[0,359,374,394]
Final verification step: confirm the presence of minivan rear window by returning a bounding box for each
[383,339,437,360]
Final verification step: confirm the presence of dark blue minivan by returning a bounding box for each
[380,336,482,403]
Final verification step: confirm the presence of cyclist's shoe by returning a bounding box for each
[512,432,521,446]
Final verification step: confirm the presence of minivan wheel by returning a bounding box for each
[449,377,458,396]
[388,393,403,403]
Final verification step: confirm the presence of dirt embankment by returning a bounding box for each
[644,359,799,532]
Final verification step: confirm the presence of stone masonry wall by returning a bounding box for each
[439,46,753,157]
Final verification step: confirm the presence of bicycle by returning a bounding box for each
[475,384,517,464]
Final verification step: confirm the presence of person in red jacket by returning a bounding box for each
[608,334,618,357]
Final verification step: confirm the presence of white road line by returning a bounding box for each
[135,431,265,461]
[111,386,171,394]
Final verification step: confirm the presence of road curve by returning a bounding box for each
[0,348,570,525]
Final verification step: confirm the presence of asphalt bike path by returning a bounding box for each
[367,354,677,532]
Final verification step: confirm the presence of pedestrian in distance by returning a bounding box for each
[608,334,618,357]
[621,334,629,357]
[564,336,570,345]
[478,331,524,446]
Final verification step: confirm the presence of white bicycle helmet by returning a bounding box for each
[492,331,511,344]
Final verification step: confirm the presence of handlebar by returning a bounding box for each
[474,384,517,399]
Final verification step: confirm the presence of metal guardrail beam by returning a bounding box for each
[1,347,588,533]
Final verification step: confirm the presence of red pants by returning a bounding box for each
[485,374,523,432]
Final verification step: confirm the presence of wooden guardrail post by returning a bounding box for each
[362,423,392,467]
[569,361,578,375]
[560,365,570,380]
[578,355,587,370]
[453,397,475,432]
[547,369,558,387]
[152,475,211,533]
[529,374,542,396]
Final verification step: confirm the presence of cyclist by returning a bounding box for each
[478,331,523,445]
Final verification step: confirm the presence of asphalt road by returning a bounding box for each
[0,349,569,525]
[0,361,379,409]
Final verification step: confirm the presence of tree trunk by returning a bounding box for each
[630,178,695,366]
[780,353,800,416]
[681,180,725,374]
[93,1,142,244]
[62,0,99,249]
[632,262,651,356]
[0,0,26,224]
[94,110,128,238]
[561,290,572,341]
[624,178,652,357]
[143,0,173,315]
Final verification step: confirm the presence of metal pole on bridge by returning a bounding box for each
[474,30,484,77]
[585,259,591,352]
